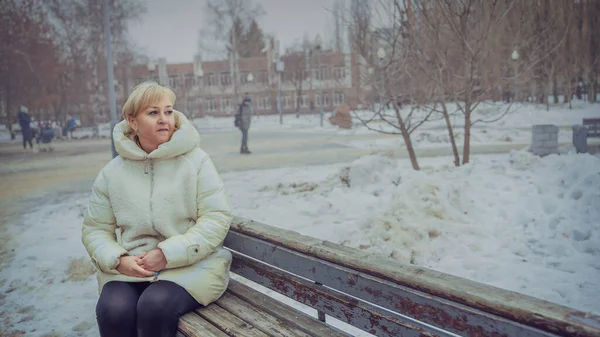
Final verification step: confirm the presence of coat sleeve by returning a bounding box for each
[158,154,232,269]
[82,170,128,274]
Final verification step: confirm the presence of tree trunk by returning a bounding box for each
[393,103,419,170]
[566,78,573,109]
[462,103,472,165]
[441,101,460,167]
[552,75,559,104]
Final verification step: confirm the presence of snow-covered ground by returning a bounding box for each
[1,101,599,336]
[1,149,599,336]
[1,100,598,143]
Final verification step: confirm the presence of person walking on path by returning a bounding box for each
[235,93,253,154]
[82,81,232,337]
[66,115,77,139]
[17,105,33,150]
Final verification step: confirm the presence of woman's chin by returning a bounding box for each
[155,134,172,144]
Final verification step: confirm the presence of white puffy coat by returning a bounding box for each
[82,111,232,305]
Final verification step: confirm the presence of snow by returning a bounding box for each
[2,150,599,336]
[193,99,600,134]
[1,101,600,336]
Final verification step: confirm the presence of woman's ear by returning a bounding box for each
[127,116,137,132]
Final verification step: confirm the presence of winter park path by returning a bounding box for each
[1,127,589,209]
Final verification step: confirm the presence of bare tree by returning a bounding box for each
[201,0,265,103]
[283,48,307,117]
[348,0,437,170]
[45,0,144,126]
[0,0,61,130]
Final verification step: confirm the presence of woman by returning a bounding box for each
[82,81,232,337]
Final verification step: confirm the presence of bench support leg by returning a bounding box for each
[315,282,326,322]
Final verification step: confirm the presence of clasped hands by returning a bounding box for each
[116,249,167,278]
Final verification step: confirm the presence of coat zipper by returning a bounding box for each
[146,156,159,282]
[144,156,149,174]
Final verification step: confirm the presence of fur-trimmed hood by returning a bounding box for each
[112,110,201,160]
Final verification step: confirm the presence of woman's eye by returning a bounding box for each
[166,110,174,115]
[149,110,157,115]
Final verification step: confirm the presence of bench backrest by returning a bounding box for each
[224,217,600,337]
[583,118,600,137]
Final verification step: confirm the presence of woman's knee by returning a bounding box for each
[96,282,138,324]
[137,281,196,320]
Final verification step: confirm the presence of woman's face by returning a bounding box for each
[128,94,176,153]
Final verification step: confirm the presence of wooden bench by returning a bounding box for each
[583,118,600,138]
[178,217,600,337]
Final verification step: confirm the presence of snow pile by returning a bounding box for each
[224,151,600,314]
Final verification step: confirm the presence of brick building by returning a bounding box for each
[130,47,365,118]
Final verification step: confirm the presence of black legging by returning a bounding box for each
[22,135,33,149]
[96,280,199,337]
[241,128,249,151]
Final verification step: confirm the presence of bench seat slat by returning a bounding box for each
[227,280,352,337]
[195,303,270,337]
[179,312,229,337]
[216,291,313,337]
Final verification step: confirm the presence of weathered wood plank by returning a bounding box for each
[228,217,600,337]
[227,280,352,337]
[217,292,312,337]
[226,230,561,337]
[178,311,229,337]
[231,252,443,337]
[195,303,270,337]
[227,280,351,337]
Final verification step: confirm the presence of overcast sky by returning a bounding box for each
[128,0,337,64]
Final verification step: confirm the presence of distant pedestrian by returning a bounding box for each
[66,115,77,139]
[39,122,55,152]
[235,93,253,154]
[17,105,33,150]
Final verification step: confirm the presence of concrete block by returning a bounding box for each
[572,125,588,153]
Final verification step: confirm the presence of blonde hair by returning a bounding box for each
[121,81,179,138]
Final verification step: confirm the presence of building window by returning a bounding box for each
[220,72,232,86]
[169,75,180,89]
[314,67,328,80]
[240,71,250,84]
[333,92,345,106]
[185,98,195,114]
[300,94,309,108]
[220,97,232,112]
[323,92,330,107]
[205,73,216,86]
[333,67,346,80]
[258,96,271,110]
[205,98,217,112]
[283,94,292,109]
[184,73,195,89]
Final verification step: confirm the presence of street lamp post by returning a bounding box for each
[147,61,155,81]
[193,60,203,117]
[276,60,284,125]
[377,47,386,111]
[315,34,323,127]
[511,49,519,102]
[102,0,118,158]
